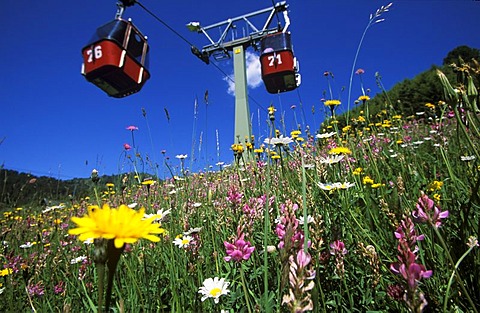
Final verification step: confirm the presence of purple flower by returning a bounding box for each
[54,281,65,295]
[224,232,255,262]
[330,240,348,255]
[413,193,449,227]
[296,249,312,269]
[28,282,45,297]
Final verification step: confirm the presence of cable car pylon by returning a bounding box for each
[187,1,300,147]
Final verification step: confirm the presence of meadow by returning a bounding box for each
[1,57,479,313]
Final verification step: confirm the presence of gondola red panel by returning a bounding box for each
[260,32,299,94]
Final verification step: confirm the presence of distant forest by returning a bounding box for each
[335,45,480,125]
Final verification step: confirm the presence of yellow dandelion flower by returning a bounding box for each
[324,100,341,106]
[271,155,281,160]
[68,204,165,249]
[254,148,264,154]
[392,115,402,120]
[371,183,384,189]
[358,116,366,123]
[328,147,352,155]
[231,144,244,153]
[396,140,403,144]
[358,95,370,102]
[106,183,115,188]
[433,194,441,202]
[141,179,155,186]
[290,130,302,138]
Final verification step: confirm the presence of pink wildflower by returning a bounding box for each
[126,125,138,131]
[123,143,132,151]
[413,192,449,227]
[224,229,255,262]
[330,240,348,255]
[355,68,365,75]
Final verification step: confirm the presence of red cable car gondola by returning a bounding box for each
[260,32,300,94]
[81,18,150,98]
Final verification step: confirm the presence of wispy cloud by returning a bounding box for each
[224,51,262,95]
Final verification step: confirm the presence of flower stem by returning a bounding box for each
[443,246,476,312]
[240,265,253,313]
[433,227,478,313]
[96,263,105,313]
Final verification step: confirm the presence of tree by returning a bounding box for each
[443,45,480,65]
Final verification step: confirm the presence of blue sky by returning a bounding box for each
[1,0,479,179]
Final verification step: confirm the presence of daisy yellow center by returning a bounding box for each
[210,287,222,297]
[182,239,190,245]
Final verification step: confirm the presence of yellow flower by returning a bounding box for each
[231,144,244,153]
[353,168,363,175]
[428,180,443,191]
[324,100,341,106]
[392,115,402,120]
[268,105,276,115]
[358,95,370,102]
[328,147,352,155]
[433,194,441,202]
[141,179,155,186]
[68,204,165,249]
[290,130,301,138]
[425,102,435,109]
[254,148,264,154]
[0,268,13,277]
[106,183,115,188]
[371,183,384,189]
[363,176,374,185]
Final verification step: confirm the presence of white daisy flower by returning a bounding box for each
[317,183,336,191]
[20,242,35,249]
[319,155,345,165]
[333,182,355,189]
[198,277,230,304]
[173,235,194,248]
[461,155,476,161]
[315,132,337,139]
[70,256,87,264]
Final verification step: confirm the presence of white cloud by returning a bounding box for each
[224,51,262,96]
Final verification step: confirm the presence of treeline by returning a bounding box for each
[0,169,91,210]
[336,45,480,125]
